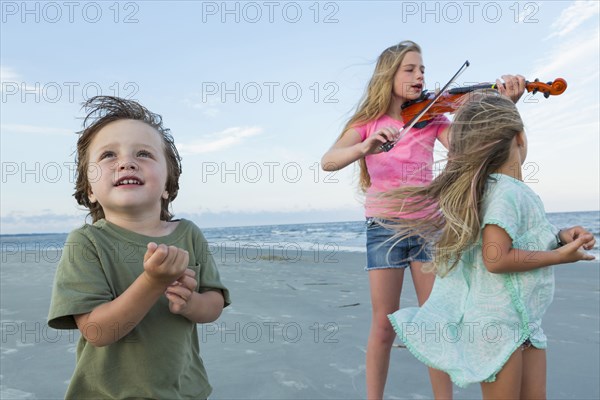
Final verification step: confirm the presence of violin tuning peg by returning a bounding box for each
[544,92,550,99]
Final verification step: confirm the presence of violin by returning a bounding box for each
[400,78,567,125]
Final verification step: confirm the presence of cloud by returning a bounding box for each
[178,208,363,228]
[191,101,220,117]
[0,124,73,136]
[0,211,85,234]
[530,26,599,81]
[0,65,20,82]
[0,65,39,94]
[524,12,599,140]
[0,208,364,234]
[195,106,219,117]
[546,0,599,39]
[177,126,263,154]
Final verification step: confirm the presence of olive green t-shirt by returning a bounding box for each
[48,219,231,399]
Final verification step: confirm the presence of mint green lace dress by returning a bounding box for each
[388,173,558,387]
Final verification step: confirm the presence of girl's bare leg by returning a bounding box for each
[366,268,405,400]
[411,261,453,399]
[520,347,546,399]
[480,349,523,399]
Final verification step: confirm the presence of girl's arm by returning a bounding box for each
[438,126,450,149]
[321,127,398,171]
[482,224,595,273]
[74,243,189,347]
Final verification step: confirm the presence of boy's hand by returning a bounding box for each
[143,242,189,287]
[165,268,197,315]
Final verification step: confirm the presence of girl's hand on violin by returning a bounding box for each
[362,127,398,155]
[497,74,526,103]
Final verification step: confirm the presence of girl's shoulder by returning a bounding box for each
[485,174,539,203]
[482,174,547,236]
[352,114,390,129]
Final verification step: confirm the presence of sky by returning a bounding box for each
[1,0,599,234]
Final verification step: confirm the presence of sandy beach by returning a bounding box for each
[1,245,598,399]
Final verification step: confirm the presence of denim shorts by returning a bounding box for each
[365,217,432,270]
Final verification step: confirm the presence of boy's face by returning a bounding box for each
[86,119,169,220]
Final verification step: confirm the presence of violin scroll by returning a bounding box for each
[526,78,567,98]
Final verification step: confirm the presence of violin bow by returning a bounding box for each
[380,60,470,152]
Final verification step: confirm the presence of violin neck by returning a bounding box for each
[447,84,497,94]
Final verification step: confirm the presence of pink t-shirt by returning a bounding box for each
[354,114,449,218]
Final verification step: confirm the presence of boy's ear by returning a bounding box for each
[88,191,97,203]
[162,190,169,200]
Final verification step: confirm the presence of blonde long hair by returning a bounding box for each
[380,93,524,276]
[340,41,421,192]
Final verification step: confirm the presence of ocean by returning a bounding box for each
[1,211,599,259]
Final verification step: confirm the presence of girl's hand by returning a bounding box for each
[496,74,526,103]
[362,127,399,155]
[142,242,189,287]
[555,234,596,263]
[558,226,596,250]
[165,268,197,315]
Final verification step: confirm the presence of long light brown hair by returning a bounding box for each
[379,93,524,276]
[339,41,422,191]
[73,96,182,223]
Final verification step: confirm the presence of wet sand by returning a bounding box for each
[1,247,598,399]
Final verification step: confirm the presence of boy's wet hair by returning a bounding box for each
[73,96,182,222]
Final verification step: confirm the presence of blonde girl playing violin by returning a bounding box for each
[385,92,595,399]
[321,41,525,399]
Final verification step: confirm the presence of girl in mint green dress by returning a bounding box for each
[381,93,596,399]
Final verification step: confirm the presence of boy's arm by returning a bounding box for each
[165,269,225,323]
[74,243,189,347]
[74,273,168,347]
[179,290,225,323]
[482,224,595,274]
